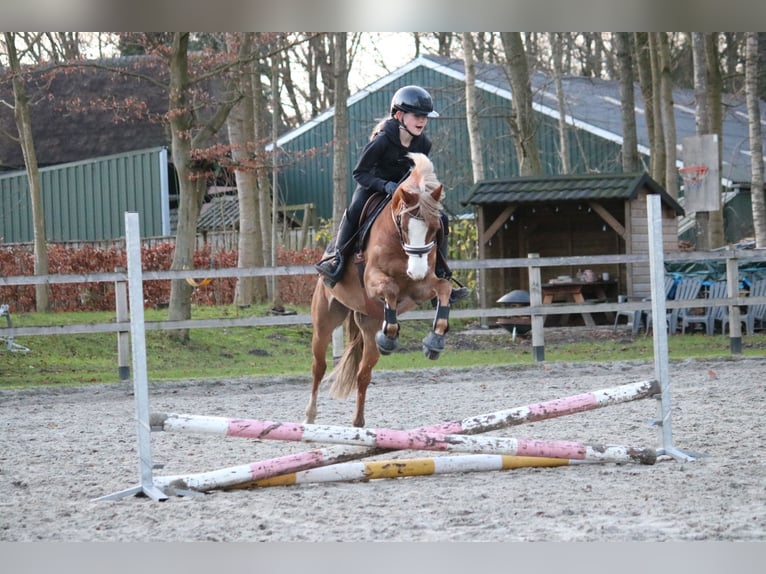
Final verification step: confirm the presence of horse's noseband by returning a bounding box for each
[394,210,435,257]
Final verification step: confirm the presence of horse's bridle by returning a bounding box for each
[392,202,436,257]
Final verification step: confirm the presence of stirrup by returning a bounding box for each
[449,286,470,304]
[315,254,344,286]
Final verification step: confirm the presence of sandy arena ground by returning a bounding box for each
[1,333,765,541]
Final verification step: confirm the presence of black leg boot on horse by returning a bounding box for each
[435,216,470,304]
[315,211,358,287]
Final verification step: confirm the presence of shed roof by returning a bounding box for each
[197,195,240,232]
[463,171,685,216]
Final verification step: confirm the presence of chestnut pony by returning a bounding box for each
[305,153,453,427]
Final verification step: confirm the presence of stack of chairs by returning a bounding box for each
[680,280,727,335]
[614,276,675,335]
[648,278,701,334]
[733,279,766,336]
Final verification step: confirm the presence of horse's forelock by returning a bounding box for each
[403,153,443,221]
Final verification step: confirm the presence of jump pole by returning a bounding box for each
[152,412,657,462]
[232,454,580,489]
[151,378,659,493]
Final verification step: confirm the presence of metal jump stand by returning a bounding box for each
[646,195,704,462]
[1,304,30,353]
[95,212,168,501]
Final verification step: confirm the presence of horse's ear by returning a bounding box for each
[430,184,444,202]
[401,188,419,205]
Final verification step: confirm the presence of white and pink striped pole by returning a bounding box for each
[151,378,659,493]
[152,411,656,462]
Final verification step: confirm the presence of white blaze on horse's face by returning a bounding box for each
[405,215,431,280]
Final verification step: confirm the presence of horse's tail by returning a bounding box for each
[326,317,363,400]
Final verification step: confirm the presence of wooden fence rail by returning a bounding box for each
[3,250,766,340]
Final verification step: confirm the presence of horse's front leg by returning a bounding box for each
[423,278,452,360]
[353,313,383,428]
[374,298,400,355]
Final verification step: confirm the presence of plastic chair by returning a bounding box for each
[735,279,766,336]
[680,280,726,335]
[612,294,644,334]
[643,276,682,334]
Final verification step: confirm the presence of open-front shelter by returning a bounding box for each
[463,172,685,310]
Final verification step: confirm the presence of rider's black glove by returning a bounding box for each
[384,181,398,195]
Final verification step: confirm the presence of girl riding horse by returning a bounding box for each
[315,85,468,304]
[306,152,454,427]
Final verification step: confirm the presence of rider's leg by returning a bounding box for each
[435,213,470,304]
[316,186,371,286]
[315,210,358,286]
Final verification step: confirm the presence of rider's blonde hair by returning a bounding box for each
[370,118,388,141]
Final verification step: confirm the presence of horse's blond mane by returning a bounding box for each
[403,153,443,221]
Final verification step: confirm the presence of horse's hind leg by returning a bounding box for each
[305,284,347,424]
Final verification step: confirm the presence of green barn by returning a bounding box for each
[274,54,761,245]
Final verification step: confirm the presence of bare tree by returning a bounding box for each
[331,33,350,234]
[691,32,713,250]
[614,32,639,172]
[225,33,267,306]
[461,33,485,183]
[253,43,274,300]
[550,32,571,173]
[704,33,726,248]
[500,32,542,176]
[647,33,666,184]
[634,33,659,177]
[164,33,243,340]
[657,33,679,199]
[2,33,50,312]
[745,32,766,247]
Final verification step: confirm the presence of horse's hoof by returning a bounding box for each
[422,331,445,360]
[375,330,398,355]
[423,347,441,360]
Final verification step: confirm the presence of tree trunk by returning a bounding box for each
[647,33,666,184]
[691,33,712,250]
[166,32,241,341]
[253,53,273,301]
[4,33,50,312]
[691,33,710,134]
[658,33,679,200]
[745,33,766,248]
[634,33,657,172]
[500,32,542,176]
[704,33,725,248]
[550,33,571,174]
[269,50,281,305]
[332,33,350,233]
[462,33,485,182]
[226,33,267,306]
[614,32,639,173]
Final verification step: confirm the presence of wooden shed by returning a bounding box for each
[462,172,685,306]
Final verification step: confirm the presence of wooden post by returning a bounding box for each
[726,256,742,354]
[528,253,545,362]
[115,267,130,382]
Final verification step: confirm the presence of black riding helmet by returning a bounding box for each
[390,85,439,118]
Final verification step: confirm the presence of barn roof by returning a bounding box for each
[422,55,763,187]
[463,171,685,216]
[0,55,170,170]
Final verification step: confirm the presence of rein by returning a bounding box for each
[392,201,436,257]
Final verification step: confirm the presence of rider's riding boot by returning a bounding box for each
[435,234,470,304]
[315,212,356,287]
